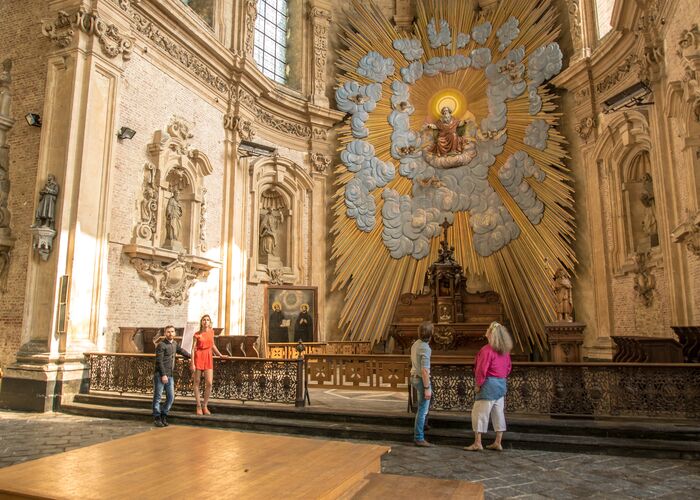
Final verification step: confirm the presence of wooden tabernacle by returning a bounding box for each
[388,220,505,357]
[0,427,483,499]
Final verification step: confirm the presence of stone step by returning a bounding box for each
[73,392,700,442]
[62,399,700,460]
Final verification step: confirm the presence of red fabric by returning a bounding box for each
[474,344,512,387]
[193,329,214,370]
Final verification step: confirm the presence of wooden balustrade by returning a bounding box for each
[268,341,372,359]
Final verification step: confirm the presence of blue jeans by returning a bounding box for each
[152,374,175,417]
[412,378,430,441]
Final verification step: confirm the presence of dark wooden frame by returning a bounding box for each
[265,285,318,343]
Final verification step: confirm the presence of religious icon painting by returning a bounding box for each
[265,285,318,344]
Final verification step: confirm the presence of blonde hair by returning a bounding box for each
[487,321,513,354]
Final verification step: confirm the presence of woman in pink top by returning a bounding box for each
[464,321,513,451]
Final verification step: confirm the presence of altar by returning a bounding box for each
[388,221,505,357]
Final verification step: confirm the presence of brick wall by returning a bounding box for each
[0,0,50,370]
[103,50,226,350]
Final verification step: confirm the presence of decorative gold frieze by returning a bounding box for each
[254,107,311,139]
[42,7,133,61]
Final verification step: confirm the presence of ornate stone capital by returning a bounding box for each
[223,114,256,141]
[574,116,596,141]
[310,152,331,174]
[671,210,700,257]
[42,7,133,62]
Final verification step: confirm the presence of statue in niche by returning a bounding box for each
[33,174,59,229]
[164,188,183,251]
[259,208,283,256]
[294,303,314,342]
[553,268,574,322]
[640,173,658,247]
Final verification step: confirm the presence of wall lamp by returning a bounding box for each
[117,126,136,140]
[25,113,42,127]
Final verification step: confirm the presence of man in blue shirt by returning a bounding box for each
[410,322,434,446]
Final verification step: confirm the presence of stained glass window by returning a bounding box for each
[253,0,288,84]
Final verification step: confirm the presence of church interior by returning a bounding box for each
[0,0,699,497]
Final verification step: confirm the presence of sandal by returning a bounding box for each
[203,407,211,415]
[463,444,483,451]
[195,406,203,415]
[486,443,503,451]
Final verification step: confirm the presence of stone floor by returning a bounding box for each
[1,410,698,499]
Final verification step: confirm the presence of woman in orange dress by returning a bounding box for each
[190,314,224,415]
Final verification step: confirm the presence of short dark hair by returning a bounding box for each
[418,321,433,341]
[163,325,176,332]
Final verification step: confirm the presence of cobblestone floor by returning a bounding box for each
[1,410,698,499]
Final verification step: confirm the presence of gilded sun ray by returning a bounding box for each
[333,0,575,353]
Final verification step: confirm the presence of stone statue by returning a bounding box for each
[640,173,658,247]
[633,251,655,307]
[553,267,573,322]
[259,208,282,256]
[165,188,182,243]
[424,106,472,157]
[33,174,59,229]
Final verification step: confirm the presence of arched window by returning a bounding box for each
[253,0,288,84]
[594,0,615,39]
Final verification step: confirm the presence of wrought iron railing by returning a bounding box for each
[85,353,304,405]
[307,355,700,419]
[85,353,700,418]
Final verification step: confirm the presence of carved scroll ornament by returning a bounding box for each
[671,210,700,257]
[42,7,133,61]
[131,255,209,306]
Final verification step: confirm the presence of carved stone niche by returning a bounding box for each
[124,117,220,306]
[247,154,313,284]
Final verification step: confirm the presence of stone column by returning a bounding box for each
[220,109,254,335]
[310,151,331,340]
[0,0,132,411]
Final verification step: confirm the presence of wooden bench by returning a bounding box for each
[348,472,484,499]
[118,327,259,357]
[612,336,683,363]
[671,326,700,363]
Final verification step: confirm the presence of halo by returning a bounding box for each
[428,88,469,120]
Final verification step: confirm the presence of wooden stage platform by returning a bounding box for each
[0,426,483,499]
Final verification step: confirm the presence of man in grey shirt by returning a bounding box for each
[410,321,433,446]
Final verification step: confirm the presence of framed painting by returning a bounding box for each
[265,285,318,343]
